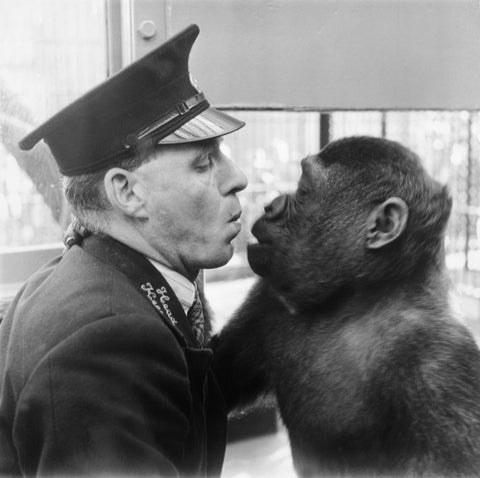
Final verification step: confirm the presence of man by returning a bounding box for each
[0,25,247,477]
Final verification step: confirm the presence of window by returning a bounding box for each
[0,0,107,298]
[0,0,107,250]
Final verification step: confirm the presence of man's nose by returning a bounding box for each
[222,158,248,195]
[264,195,288,220]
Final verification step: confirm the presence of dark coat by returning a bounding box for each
[0,235,227,477]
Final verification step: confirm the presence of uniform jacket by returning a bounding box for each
[0,234,227,477]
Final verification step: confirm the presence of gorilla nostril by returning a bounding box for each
[264,195,288,219]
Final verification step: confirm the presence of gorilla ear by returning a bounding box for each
[365,197,408,249]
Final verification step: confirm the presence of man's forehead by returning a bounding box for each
[196,136,223,152]
[163,137,222,155]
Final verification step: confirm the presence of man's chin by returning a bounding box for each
[200,246,235,270]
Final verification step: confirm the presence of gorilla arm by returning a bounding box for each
[212,279,273,412]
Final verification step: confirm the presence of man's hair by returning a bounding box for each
[63,140,158,232]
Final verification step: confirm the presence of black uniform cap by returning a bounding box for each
[18,24,244,176]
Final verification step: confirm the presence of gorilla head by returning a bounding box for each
[247,136,452,310]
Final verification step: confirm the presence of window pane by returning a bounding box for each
[0,0,107,249]
[331,112,383,138]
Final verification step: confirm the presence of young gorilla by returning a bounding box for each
[213,136,480,477]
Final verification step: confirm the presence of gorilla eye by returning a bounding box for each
[297,185,310,198]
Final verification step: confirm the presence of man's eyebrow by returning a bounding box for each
[199,143,216,156]
[189,137,224,162]
[190,142,215,163]
[201,138,222,154]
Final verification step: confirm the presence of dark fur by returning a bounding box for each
[213,137,480,477]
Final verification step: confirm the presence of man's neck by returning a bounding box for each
[103,221,198,282]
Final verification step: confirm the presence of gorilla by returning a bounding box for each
[212,136,480,477]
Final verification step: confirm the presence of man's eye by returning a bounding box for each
[195,154,213,171]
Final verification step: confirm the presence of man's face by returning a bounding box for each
[133,138,248,278]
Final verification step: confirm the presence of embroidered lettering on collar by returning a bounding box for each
[147,258,195,314]
[140,282,178,326]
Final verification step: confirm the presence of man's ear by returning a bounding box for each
[104,168,148,219]
[365,197,408,249]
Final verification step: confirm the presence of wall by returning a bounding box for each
[127,0,480,110]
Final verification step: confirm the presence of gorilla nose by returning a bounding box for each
[264,195,288,220]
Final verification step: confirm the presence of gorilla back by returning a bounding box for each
[213,136,480,477]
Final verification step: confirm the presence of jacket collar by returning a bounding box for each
[80,233,200,348]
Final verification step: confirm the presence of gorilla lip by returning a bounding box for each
[247,225,274,260]
[250,230,273,245]
[246,242,272,276]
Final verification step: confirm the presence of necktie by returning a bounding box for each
[188,288,204,346]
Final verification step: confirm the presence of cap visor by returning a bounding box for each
[157,107,245,144]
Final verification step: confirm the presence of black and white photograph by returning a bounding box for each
[1,1,480,477]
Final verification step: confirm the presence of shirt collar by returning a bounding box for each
[147,258,196,314]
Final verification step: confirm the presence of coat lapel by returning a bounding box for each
[80,234,200,347]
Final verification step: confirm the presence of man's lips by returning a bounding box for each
[226,211,243,240]
[228,211,242,223]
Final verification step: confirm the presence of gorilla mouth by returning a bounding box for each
[247,241,273,277]
[247,220,276,276]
